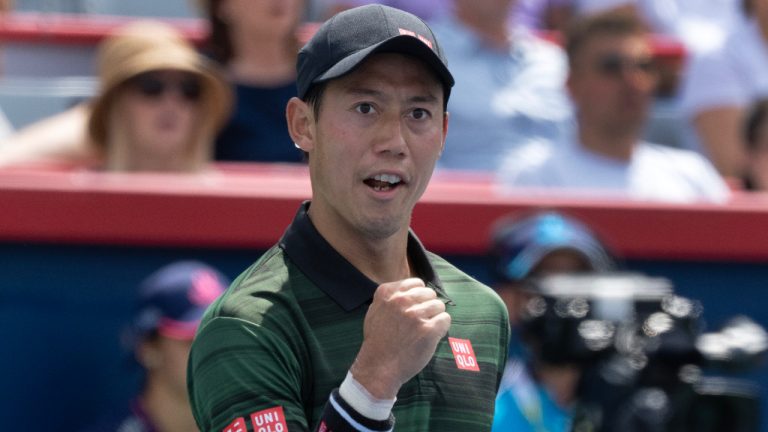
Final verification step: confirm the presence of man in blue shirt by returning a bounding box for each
[429,0,573,172]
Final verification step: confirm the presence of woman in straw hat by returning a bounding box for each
[0,20,232,172]
[90,20,231,171]
[199,0,308,163]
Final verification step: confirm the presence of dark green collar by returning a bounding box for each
[280,201,446,311]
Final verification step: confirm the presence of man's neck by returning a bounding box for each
[578,124,639,161]
[307,207,412,284]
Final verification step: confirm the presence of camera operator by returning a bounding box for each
[489,211,617,432]
[521,273,768,432]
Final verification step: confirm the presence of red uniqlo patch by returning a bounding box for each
[448,337,480,372]
[222,417,246,432]
[251,406,288,432]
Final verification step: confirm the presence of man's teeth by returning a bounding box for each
[373,174,401,184]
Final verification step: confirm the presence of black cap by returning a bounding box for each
[296,4,455,100]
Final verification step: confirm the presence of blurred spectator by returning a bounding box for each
[489,211,616,432]
[679,0,767,180]
[317,0,449,21]
[429,0,573,172]
[514,0,573,32]
[555,0,740,54]
[200,0,307,163]
[318,0,574,32]
[0,20,232,172]
[82,261,228,432]
[743,98,768,191]
[91,21,231,171]
[498,10,730,202]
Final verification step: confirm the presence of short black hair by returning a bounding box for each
[565,9,649,69]
[303,82,328,120]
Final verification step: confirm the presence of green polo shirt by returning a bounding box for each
[188,202,509,431]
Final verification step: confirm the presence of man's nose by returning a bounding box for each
[622,65,657,91]
[373,116,408,157]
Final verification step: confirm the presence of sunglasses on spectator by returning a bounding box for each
[595,53,656,77]
[129,72,203,102]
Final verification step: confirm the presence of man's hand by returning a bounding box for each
[350,278,451,399]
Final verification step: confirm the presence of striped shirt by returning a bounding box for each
[188,202,509,431]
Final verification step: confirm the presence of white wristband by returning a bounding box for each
[338,371,396,421]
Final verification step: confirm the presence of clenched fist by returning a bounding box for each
[350,278,452,399]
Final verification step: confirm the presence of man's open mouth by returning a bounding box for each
[364,174,403,192]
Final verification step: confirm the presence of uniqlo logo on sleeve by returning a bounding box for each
[222,417,246,432]
[250,406,288,432]
[448,337,480,372]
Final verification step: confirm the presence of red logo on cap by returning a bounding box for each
[398,28,433,49]
[250,406,287,432]
[448,337,480,372]
[222,417,246,432]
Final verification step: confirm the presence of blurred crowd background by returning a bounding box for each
[2,0,768,431]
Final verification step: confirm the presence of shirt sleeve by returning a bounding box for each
[188,316,395,432]
[679,47,750,117]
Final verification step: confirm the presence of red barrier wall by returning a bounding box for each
[3,164,767,261]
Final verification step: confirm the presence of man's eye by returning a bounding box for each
[356,103,375,114]
[410,108,430,120]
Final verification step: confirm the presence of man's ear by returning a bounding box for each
[441,111,450,155]
[286,97,316,153]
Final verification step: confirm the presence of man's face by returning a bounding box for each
[568,33,657,135]
[303,53,447,240]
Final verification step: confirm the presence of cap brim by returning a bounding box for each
[509,241,611,281]
[312,35,454,95]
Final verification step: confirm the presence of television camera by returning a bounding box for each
[520,273,767,432]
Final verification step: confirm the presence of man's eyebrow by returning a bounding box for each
[409,93,439,105]
[343,87,440,105]
[344,87,387,99]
